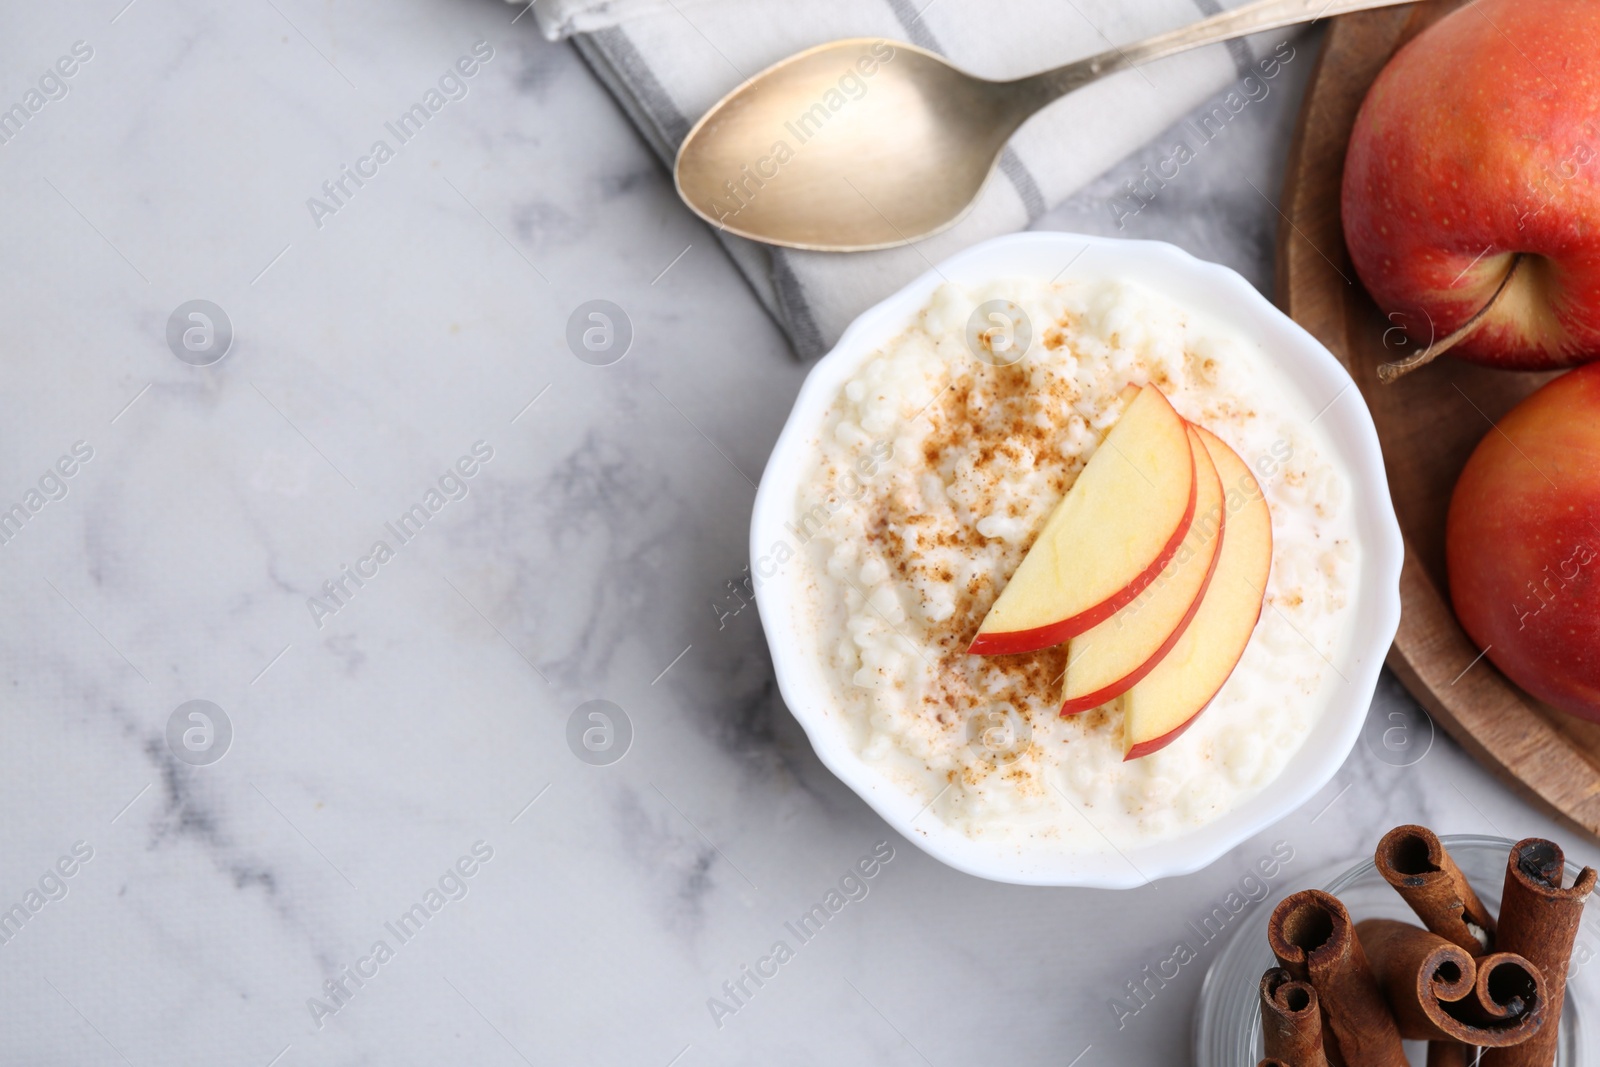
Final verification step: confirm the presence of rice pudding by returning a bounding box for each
[785,275,1359,853]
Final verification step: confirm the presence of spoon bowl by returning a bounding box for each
[675,39,1025,251]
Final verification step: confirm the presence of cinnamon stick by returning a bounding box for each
[1460,952,1546,1033]
[1358,918,1547,1047]
[1260,967,1329,1067]
[1426,1044,1470,1067]
[1269,890,1407,1067]
[1356,919,1477,1038]
[1375,825,1496,952]
[1481,838,1597,1067]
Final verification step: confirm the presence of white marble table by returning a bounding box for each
[0,3,1589,1065]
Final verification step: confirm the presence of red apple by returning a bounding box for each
[1342,0,1600,372]
[1123,428,1272,760]
[1447,363,1600,720]
[969,384,1196,655]
[1060,424,1225,714]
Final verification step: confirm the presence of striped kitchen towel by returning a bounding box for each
[517,0,1299,358]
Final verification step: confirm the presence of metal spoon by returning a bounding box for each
[675,0,1411,251]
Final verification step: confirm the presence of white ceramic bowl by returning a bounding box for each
[749,231,1403,887]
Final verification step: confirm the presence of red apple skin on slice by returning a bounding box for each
[1061,424,1226,714]
[969,384,1197,656]
[1122,426,1273,761]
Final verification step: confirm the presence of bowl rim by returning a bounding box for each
[748,230,1404,887]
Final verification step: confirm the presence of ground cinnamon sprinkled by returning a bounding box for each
[860,357,1098,726]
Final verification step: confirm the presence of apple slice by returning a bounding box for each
[1060,424,1225,714]
[1122,426,1273,760]
[969,384,1196,655]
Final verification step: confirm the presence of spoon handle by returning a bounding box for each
[1011,0,1417,107]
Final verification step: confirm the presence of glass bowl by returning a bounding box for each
[1194,835,1593,1066]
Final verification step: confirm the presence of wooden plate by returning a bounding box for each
[1276,1,1600,836]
